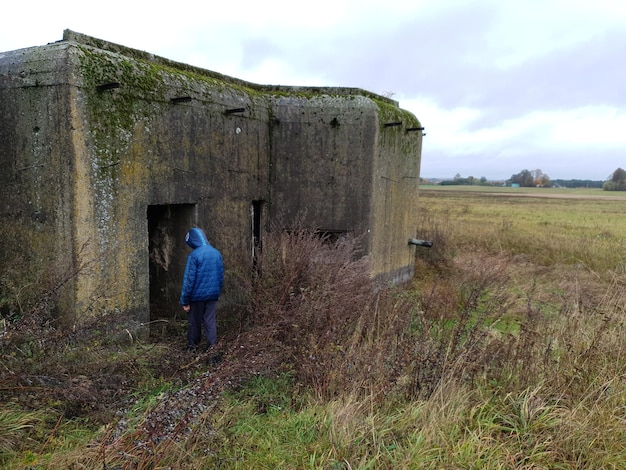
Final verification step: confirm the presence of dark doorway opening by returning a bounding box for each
[147,204,196,323]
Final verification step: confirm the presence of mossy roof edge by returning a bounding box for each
[62,29,401,107]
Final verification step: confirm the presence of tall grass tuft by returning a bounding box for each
[0,406,44,463]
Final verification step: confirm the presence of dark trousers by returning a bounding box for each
[187,300,218,348]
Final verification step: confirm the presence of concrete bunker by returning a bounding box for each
[0,30,424,330]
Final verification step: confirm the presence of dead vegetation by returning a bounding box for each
[2,202,626,467]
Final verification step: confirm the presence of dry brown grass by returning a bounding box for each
[3,189,626,468]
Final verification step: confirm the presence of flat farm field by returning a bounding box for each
[417,185,626,272]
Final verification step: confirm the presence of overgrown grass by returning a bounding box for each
[417,186,626,273]
[2,188,626,468]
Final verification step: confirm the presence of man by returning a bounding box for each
[180,227,224,353]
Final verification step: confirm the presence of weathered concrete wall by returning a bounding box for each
[269,93,378,242]
[370,104,423,284]
[0,44,80,317]
[0,30,423,325]
[71,40,273,322]
[269,92,423,283]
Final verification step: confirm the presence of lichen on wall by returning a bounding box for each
[0,49,79,317]
[0,30,423,325]
[71,40,275,318]
[369,99,423,283]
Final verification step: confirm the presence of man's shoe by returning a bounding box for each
[186,345,198,353]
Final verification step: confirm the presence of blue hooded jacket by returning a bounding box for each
[180,228,224,305]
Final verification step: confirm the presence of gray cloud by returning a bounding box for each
[232,4,626,180]
[238,6,626,123]
[3,1,623,181]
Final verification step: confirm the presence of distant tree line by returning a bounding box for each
[429,167,625,190]
[552,179,603,188]
[603,168,626,191]
[507,169,550,187]
[439,174,491,186]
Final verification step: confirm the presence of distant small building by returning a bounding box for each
[0,31,424,328]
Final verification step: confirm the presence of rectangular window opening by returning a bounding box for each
[251,200,264,262]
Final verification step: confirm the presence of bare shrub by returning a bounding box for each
[325,290,419,399]
[203,213,626,409]
[235,223,527,403]
[239,223,377,398]
[0,243,155,426]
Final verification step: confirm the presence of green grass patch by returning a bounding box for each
[417,187,626,273]
[212,373,329,468]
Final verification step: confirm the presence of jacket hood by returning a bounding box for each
[185,227,209,249]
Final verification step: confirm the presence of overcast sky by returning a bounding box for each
[2,0,624,180]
